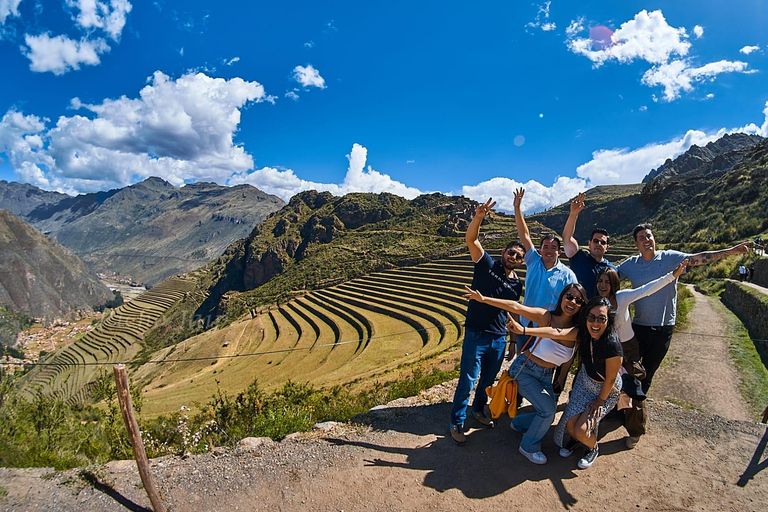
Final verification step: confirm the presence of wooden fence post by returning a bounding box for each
[113,364,167,512]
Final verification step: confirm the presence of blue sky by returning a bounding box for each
[1,1,767,213]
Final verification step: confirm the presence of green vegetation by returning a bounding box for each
[0,305,33,350]
[0,365,457,469]
[674,284,695,329]
[710,299,768,420]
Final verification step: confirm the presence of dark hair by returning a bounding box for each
[551,283,587,317]
[504,240,524,251]
[539,232,561,249]
[576,296,616,345]
[596,267,620,298]
[591,228,609,241]
[633,223,653,241]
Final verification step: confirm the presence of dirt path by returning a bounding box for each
[653,285,752,421]
[1,286,767,511]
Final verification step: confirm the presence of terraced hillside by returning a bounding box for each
[21,276,199,402]
[135,226,640,417]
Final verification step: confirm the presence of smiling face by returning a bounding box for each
[596,273,612,298]
[560,287,586,317]
[501,246,525,271]
[539,238,561,269]
[588,232,609,261]
[634,228,656,260]
[585,305,610,340]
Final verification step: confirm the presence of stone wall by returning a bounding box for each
[751,258,768,288]
[721,281,768,359]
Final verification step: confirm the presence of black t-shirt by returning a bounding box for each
[580,333,623,382]
[465,251,523,336]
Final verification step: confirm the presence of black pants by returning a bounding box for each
[624,323,674,437]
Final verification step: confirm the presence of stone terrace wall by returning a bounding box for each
[752,258,768,288]
[722,281,768,359]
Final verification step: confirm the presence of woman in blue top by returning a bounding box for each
[464,282,587,465]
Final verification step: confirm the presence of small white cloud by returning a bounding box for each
[639,105,648,111]
[67,0,133,41]
[566,17,585,38]
[406,159,415,164]
[225,56,240,66]
[526,1,555,33]
[292,64,326,89]
[0,0,22,24]
[740,45,760,55]
[228,143,424,201]
[693,25,704,38]
[704,93,715,100]
[542,22,557,32]
[22,34,111,75]
[179,47,184,57]
[324,20,337,33]
[642,59,749,102]
[285,90,299,101]
[304,40,315,48]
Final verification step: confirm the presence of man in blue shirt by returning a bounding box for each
[562,192,616,298]
[449,198,524,445]
[513,188,577,354]
[618,223,750,449]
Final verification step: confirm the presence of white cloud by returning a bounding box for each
[304,40,315,48]
[740,45,760,55]
[704,93,715,100]
[693,25,704,38]
[229,143,424,201]
[639,105,648,111]
[22,34,110,75]
[0,0,22,24]
[461,176,588,215]
[0,71,270,192]
[567,10,690,66]
[526,1,555,33]
[285,90,299,101]
[566,17,585,38]
[292,64,326,89]
[224,56,240,66]
[0,110,56,190]
[67,0,133,41]
[642,59,749,102]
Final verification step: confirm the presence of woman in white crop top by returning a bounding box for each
[463,283,587,465]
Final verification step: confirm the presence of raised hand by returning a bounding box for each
[513,188,525,209]
[570,192,586,215]
[475,197,496,218]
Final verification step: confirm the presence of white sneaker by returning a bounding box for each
[559,439,579,458]
[519,446,547,465]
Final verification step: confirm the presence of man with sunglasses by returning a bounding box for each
[617,223,750,448]
[562,192,616,298]
[449,197,525,445]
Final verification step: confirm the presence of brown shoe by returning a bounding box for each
[449,424,466,445]
[626,436,640,449]
[473,411,495,428]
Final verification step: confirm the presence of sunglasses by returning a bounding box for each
[586,314,608,324]
[564,293,585,305]
[591,238,608,246]
[506,250,524,260]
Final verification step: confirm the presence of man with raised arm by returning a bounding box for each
[449,198,525,445]
[562,192,616,299]
[618,223,750,449]
[513,188,577,354]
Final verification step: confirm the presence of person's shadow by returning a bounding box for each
[337,402,628,509]
[737,425,768,487]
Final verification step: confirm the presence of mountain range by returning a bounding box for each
[0,209,113,322]
[0,177,285,286]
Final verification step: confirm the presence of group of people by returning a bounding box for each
[449,189,750,470]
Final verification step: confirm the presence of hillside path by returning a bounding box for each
[652,284,752,421]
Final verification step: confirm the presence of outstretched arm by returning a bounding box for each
[466,198,495,262]
[506,314,579,341]
[619,260,689,306]
[513,188,533,252]
[562,192,585,258]
[688,242,750,267]
[464,285,550,325]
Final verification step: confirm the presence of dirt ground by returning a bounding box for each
[1,285,767,512]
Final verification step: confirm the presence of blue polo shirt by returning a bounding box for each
[519,247,577,327]
[617,250,689,326]
[465,251,523,336]
[568,249,617,298]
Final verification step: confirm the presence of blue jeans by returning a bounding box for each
[450,329,507,426]
[509,355,556,453]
